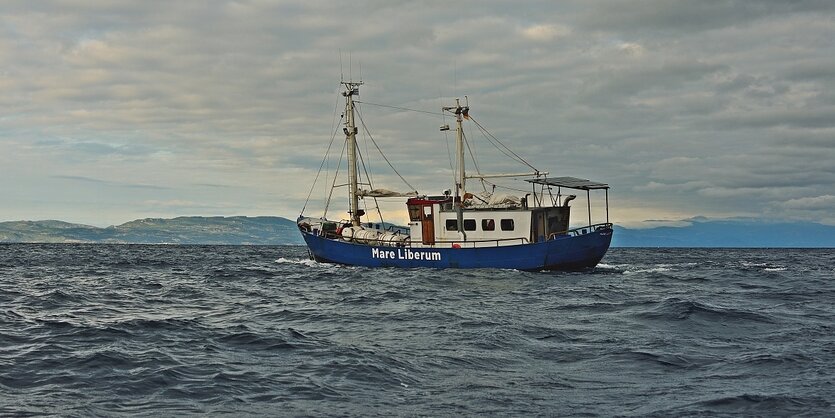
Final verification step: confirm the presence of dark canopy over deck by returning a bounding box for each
[525,177,609,190]
[526,176,610,226]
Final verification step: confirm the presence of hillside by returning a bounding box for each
[0,216,304,245]
[2,216,834,247]
[611,219,835,248]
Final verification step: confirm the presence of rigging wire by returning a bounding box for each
[469,115,539,172]
[323,136,347,218]
[300,113,344,217]
[355,109,419,194]
[462,130,481,176]
[357,104,374,186]
[306,92,543,219]
[353,99,537,176]
[355,135,385,225]
[462,130,490,194]
[440,103,455,181]
[355,101,445,117]
[324,87,344,205]
[485,180,533,194]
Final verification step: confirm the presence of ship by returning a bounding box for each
[297,80,612,271]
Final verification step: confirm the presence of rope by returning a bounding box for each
[355,138,386,224]
[469,115,538,172]
[355,109,419,193]
[355,101,444,117]
[462,130,482,176]
[323,136,347,218]
[300,114,344,216]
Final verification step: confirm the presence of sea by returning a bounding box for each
[1,244,833,417]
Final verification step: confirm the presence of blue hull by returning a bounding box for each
[301,227,612,271]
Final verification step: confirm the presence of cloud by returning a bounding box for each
[52,175,170,190]
[617,42,645,56]
[521,24,571,42]
[579,0,835,33]
[1,1,834,227]
[778,195,835,211]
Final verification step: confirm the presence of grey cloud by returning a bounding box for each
[2,1,835,226]
[716,108,835,130]
[52,175,110,184]
[52,175,170,190]
[579,0,835,33]
[778,195,835,211]
[578,60,726,106]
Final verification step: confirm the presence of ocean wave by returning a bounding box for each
[635,297,775,323]
[594,263,625,272]
[275,257,348,269]
[693,393,831,414]
[2,244,834,416]
[623,266,673,275]
[607,350,715,370]
[732,351,812,366]
[741,261,788,271]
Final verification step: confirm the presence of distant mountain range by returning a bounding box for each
[1,216,833,247]
[612,219,835,248]
[0,216,303,245]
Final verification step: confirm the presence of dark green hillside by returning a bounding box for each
[0,216,304,245]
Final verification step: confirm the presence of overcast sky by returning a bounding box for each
[2,0,834,227]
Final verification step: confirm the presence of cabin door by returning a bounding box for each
[532,212,547,242]
[421,205,435,245]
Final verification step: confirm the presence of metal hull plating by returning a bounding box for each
[301,228,612,271]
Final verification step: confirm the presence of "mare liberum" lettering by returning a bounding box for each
[372,247,441,261]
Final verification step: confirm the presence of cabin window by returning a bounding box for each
[548,215,567,234]
[445,219,458,231]
[482,219,495,231]
[500,219,515,231]
[463,219,476,231]
[422,205,433,220]
[407,205,421,221]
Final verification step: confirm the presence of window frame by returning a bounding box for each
[482,219,495,231]
[445,219,458,231]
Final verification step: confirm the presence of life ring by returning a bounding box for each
[452,243,461,249]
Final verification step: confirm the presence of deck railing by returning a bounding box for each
[304,222,612,248]
[405,237,530,248]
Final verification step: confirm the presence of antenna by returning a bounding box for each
[339,49,344,82]
[453,60,458,97]
[349,52,352,82]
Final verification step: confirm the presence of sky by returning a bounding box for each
[1,0,834,228]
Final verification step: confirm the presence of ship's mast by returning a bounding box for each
[343,81,362,226]
[443,99,469,240]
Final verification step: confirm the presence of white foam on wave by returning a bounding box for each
[623,267,673,275]
[601,262,699,274]
[275,257,324,267]
[596,263,622,270]
[275,257,355,269]
[741,261,788,271]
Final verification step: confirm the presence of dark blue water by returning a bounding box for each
[1,245,833,416]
